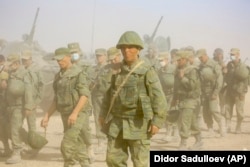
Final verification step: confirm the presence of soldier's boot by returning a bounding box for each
[178,138,188,150]
[226,119,231,133]
[172,125,180,141]
[207,128,215,138]
[189,134,203,150]
[87,145,95,163]
[6,149,21,164]
[235,121,242,134]
[162,124,173,142]
[218,120,226,137]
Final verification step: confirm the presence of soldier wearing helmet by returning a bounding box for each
[99,31,167,167]
[224,48,248,134]
[197,49,225,137]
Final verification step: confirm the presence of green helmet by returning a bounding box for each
[234,64,249,80]
[28,131,48,149]
[7,79,25,97]
[116,31,144,49]
[200,67,215,82]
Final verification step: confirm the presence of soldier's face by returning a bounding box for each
[57,55,71,69]
[120,45,140,64]
[177,58,187,68]
[96,54,106,64]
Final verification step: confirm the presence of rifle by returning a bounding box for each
[27,8,40,45]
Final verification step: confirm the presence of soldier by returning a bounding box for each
[157,52,178,142]
[20,50,45,155]
[172,50,202,150]
[5,53,33,164]
[41,48,91,167]
[213,48,227,115]
[0,55,11,157]
[99,31,167,167]
[224,48,248,134]
[170,48,179,65]
[90,48,108,153]
[68,42,95,163]
[197,49,225,137]
[143,44,161,70]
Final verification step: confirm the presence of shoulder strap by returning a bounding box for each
[104,60,144,123]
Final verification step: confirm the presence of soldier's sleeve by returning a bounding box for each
[76,71,90,98]
[24,74,35,110]
[146,68,167,128]
[180,68,198,90]
[213,63,223,96]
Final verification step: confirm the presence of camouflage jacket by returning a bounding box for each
[6,66,34,110]
[53,64,90,115]
[157,64,176,96]
[173,64,201,109]
[26,63,44,106]
[101,59,167,139]
[90,63,107,95]
[225,60,248,96]
[199,58,223,96]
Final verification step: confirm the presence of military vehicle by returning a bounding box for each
[142,16,171,54]
[0,8,58,112]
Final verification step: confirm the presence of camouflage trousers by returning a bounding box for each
[224,94,245,122]
[106,132,150,167]
[0,99,10,149]
[60,111,89,165]
[8,106,24,150]
[202,96,222,129]
[91,94,106,142]
[178,107,200,139]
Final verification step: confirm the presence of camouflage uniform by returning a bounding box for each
[100,31,167,167]
[68,42,94,162]
[91,48,107,148]
[173,51,202,150]
[0,66,11,156]
[5,54,34,164]
[224,48,248,133]
[157,52,178,142]
[197,49,224,136]
[52,48,91,166]
[22,51,44,135]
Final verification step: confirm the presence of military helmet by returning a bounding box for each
[234,65,249,80]
[107,47,120,60]
[68,42,80,53]
[214,48,223,55]
[28,131,48,149]
[200,67,215,82]
[116,31,144,49]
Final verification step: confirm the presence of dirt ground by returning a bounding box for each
[0,93,250,167]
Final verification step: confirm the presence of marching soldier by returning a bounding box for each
[224,48,249,134]
[197,49,225,137]
[41,48,91,167]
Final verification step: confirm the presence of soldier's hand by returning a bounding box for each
[41,117,49,128]
[68,113,78,126]
[148,125,159,136]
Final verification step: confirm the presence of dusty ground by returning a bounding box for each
[0,93,250,167]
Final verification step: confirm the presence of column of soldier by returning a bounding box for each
[0,31,249,167]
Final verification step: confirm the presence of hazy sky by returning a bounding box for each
[1,0,250,60]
